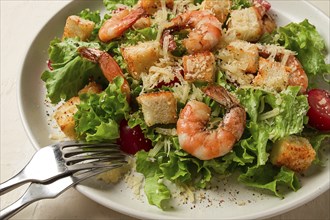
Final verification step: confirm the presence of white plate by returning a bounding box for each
[18,0,329,219]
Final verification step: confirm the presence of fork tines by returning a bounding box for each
[59,142,127,171]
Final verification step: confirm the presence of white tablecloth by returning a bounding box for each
[1,1,329,219]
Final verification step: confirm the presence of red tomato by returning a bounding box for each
[118,120,152,154]
[307,89,330,131]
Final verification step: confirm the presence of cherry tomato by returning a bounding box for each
[118,119,152,154]
[307,89,330,131]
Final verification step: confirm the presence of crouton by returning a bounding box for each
[220,40,259,73]
[252,57,289,92]
[136,91,177,126]
[63,15,95,41]
[54,96,80,139]
[202,0,232,23]
[121,41,161,79]
[227,7,263,42]
[270,136,316,173]
[54,82,102,138]
[183,51,216,83]
[78,81,103,95]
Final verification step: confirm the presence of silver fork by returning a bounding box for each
[0,141,126,195]
[0,167,119,220]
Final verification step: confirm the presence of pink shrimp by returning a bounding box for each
[78,47,131,101]
[258,45,308,93]
[177,85,246,160]
[98,7,145,42]
[162,10,222,54]
[286,55,308,93]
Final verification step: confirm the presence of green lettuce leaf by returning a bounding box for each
[260,19,330,77]
[238,163,300,198]
[74,77,130,142]
[235,86,309,165]
[135,150,171,210]
[231,0,252,10]
[41,38,105,104]
[103,0,139,11]
[302,131,330,165]
[78,8,101,24]
[47,38,101,68]
[41,56,102,104]
[144,176,171,210]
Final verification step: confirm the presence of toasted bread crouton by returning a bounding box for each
[270,136,316,173]
[137,91,177,126]
[78,81,103,95]
[202,0,232,23]
[54,96,80,139]
[252,57,289,92]
[220,40,259,73]
[183,51,216,83]
[227,7,263,42]
[121,41,161,79]
[63,15,95,41]
[54,82,102,138]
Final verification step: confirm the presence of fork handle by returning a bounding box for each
[0,180,69,220]
[0,194,31,220]
[0,171,28,195]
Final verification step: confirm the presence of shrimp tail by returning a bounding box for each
[203,85,240,109]
[78,47,131,101]
[77,47,103,63]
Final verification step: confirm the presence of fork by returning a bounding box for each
[0,141,126,195]
[0,167,120,220]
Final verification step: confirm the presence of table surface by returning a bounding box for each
[1,1,329,219]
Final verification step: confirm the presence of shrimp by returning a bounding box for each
[78,47,131,101]
[177,85,246,160]
[286,55,308,93]
[162,10,222,54]
[256,45,308,93]
[98,7,145,42]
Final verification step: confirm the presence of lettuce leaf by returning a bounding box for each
[231,0,252,10]
[41,38,105,104]
[235,86,309,166]
[78,8,101,24]
[74,77,130,142]
[260,19,330,77]
[135,150,171,210]
[47,38,101,68]
[103,0,139,11]
[302,131,330,165]
[238,163,300,198]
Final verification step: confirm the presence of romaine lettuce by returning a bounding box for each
[41,38,105,104]
[238,163,300,198]
[235,86,309,166]
[260,19,330,78]
[74,77,130,141]
[103,0,139,11]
